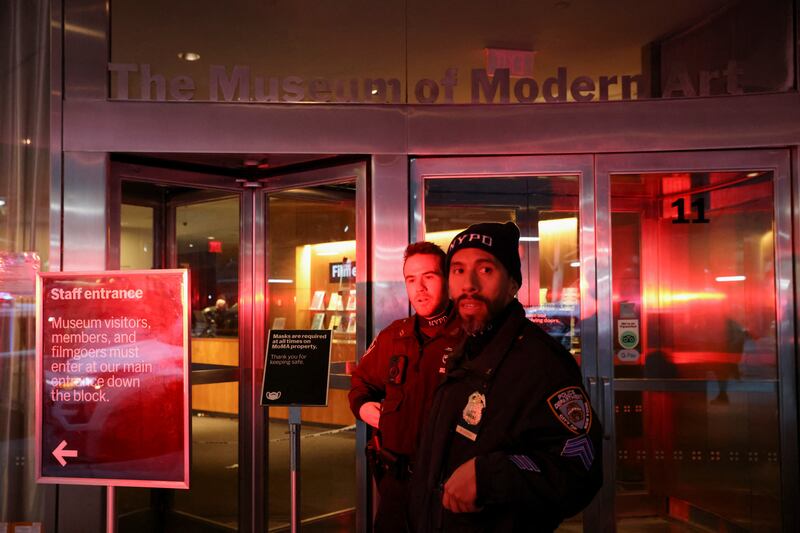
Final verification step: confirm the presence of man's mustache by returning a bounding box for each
[456,294,490,306]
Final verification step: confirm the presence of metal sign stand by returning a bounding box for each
[289,406,302,533]
[107,486,115,533]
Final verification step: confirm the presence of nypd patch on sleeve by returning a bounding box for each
[547,386,592,434]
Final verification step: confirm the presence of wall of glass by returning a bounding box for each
[0,0,50,528]
[266,184,358,530]
[110,0,794,104]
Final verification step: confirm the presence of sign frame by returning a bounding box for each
[35,269,191,489]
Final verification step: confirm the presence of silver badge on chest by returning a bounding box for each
[462,392,486,426]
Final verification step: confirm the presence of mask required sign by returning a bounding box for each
[261,330,332,406]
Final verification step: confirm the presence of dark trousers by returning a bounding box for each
[374,474,411,533]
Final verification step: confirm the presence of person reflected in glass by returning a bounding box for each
[349,242,463,532]
[202,297,228,337]
[711,318,749,405]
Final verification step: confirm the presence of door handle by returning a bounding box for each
[586,376,603,433]
[602,377,612,441]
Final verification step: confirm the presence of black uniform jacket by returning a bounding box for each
[409,300,603,532]
[349,311,463,456]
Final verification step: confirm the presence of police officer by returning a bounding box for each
[349,242,463,532]
[410,222,603,532]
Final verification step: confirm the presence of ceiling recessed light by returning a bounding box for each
[178,52,201,62]
[207,236,215,240]
[746,172,760,178]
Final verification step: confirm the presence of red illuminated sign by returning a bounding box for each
[484,48,536,77]
[35,270,190,488]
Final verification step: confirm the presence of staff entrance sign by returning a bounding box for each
[36,270,190,488]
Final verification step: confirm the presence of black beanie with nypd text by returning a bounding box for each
[446,221,522,286]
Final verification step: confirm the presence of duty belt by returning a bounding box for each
[378,448,414,480]
[367,437,414,480]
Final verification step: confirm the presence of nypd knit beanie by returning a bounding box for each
[446,221,522,286]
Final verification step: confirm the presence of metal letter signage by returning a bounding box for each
[36,270,190,488]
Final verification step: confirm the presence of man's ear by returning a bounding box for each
[507,278,520,299]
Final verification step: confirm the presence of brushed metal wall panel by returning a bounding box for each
[407,92,800,155]
[64,0,108,99]
[63,100,407,154]
[62,152,107,271]
[370,155,410,334]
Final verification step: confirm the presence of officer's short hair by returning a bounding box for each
[403,241,446,275]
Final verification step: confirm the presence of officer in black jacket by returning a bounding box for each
[410,222,602,532]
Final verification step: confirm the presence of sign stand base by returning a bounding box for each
[289,406,301,533]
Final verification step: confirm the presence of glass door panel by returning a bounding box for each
[174,196,240,529]
[424,175,583,359]
[412,155,596,531]
[116,182,241,532]
[265,182,358,531]
[600,152,796,532]
[120,204,154,269]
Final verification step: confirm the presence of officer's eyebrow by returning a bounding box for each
[475,257,500,267]
[405,269,441,280]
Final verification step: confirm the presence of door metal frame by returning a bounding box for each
[410,154,601,531]
[107,160,257,531]
[595,149,798,533]
[258,160,370,532]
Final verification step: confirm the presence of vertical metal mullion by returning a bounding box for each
[238,188,250,533]
[409,157,425,244]
[165,201,177,269]
[252,188,267,533]
[262,188,272,529]
[356,160,371,533]
[238,186,264,533]
[579,155,604,532]
[794,147,800,533]
[774,151,798,533]
[593,155,617,533]
[49,0,64,273]
[106,175,121,270]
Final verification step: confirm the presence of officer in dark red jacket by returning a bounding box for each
[350,242,463,532]
[409,222,603,532]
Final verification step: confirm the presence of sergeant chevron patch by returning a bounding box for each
[561,435,594,470]
[508,454,541,472]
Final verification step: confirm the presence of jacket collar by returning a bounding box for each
[448,299,525,378]
[397,301,462,340]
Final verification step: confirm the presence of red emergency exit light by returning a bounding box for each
[485,48,536,77]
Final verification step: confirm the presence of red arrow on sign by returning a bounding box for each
[53,440,78,466]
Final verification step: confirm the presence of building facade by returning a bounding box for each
[1,0,799,531]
